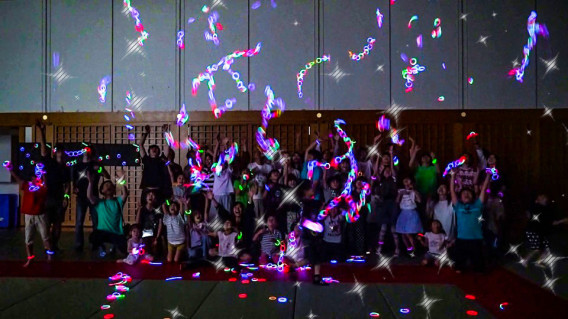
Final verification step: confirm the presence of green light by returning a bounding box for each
[185,210,192,215]
[239,185,243,191]
[432,158,437,164]
[97,167,102,173]
[237,232,242,240]
[166,199,170,206]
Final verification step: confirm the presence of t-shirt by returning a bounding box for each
[455,166,478,193]
[140,156,168,189]
[415,165,437,196]
[323,215,342,243]
[399,190,417,210]
[163,213,186,245]
[95,197,124,235]
[260,229,283,255]
[433,200,455,239]
[358,160,372,180]
[201,167,215,191]
[20,183,48,215]
[218,231,238,257]
[213,168,234,195]
[189,223,208,247]
[424,232,446,255]
[42,156,70,199]
[300,162,322,181]
[233,180,249,207]
[248,162,272,200]
[139,206,162,237]
[454,199,483,240]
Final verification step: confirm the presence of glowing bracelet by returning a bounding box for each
[256,86,285,160]
[432,18,442,38]
[376,115,390,132]
[2,161,12,170]
[176,103,189,126]
[466,131,478,140]
[204,12,220,46]
[297,55,330,98]
[123,1,149,46]
[401,57,425,93]
[408,15,418,29]
[64,194,70,199]
[442,156,466,177]
[177,30,185,49]
[349,37,376,61]
[301,219,323,233]
[98,76,111,103]
[192,43,262,118]
[509,11,548,83]
[390,128,405,146]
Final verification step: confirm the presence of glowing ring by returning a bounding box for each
[399,308,410,314]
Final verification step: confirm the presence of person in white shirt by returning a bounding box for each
[427,184,456,240]
[418,220,448,267]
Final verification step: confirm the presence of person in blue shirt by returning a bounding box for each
[450,170,490,273]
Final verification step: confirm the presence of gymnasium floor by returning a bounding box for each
[1,229,567,319]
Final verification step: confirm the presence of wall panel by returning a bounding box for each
[184,0,249,113]
[0,0,43,112]
[113,0,177,112]
[250,0,317,110]
[464,0,537,109]
[50,0,112,112]
[390,0,460,109]
[321,0,390,110]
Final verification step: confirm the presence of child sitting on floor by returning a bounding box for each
[284,223,307,269]
[209,219,239,268]
[418,220,448,266]
[253,215,283,265]
[118,224,153,265]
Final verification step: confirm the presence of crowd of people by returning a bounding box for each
[8,121,567,285]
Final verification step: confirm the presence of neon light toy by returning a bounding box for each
[98,76,111,103]
[509,11,548,83]
[177,30,185,49]
[297,55,330,98]
[349,38,376,61]
[376,8,384,29]
[402,57,425,93]
[256,86,285,160]
[466,131,478,140]
[442,156,466,177]
[176,103,189,126]
[376,115,390,132]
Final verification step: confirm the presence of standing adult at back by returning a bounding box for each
[138,125,172,205]
[37,120,70,251]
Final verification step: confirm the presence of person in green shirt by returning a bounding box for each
[87,169,129,257]
[233,168,251,208]
[409,137,440,200]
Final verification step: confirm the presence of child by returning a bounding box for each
[409,137,440,201]
[284,223,307,269]
[453,153,479,194]
[160,201,186,263]
[323,174,341,203]
[375,166,400,256]
[209,219,239,268]
[427,184,456,240]
[395,177,423,256]
[87,170,129,257]
[418,220,447,266]
[525,194,568,261]
[139,125,171,205]
[171,173,187,203]
[117,224,153,265]
[5,163,52,267]
[450,171,490,273]
[233,169,251,208]
[254,215,283,264]
[322,206,344,262]
[187,210,209,260]
[135,191,162,256]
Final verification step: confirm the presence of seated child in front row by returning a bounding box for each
[209,219,240,269]
[118,224,153,265]
[253,215,283,265]
[418,220,449,266]
[283,223,307,269]
[187,210,209,260]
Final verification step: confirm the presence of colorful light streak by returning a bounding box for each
[509,11,548,83]
[349,38,376,61]
[297,55,330,98]
[256,85,285,160]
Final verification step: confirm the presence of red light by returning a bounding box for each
[465,295,476,300]
[466,310,478,316]
[103,314,115,319]
[238,293,247,299]
[258,278,267,282]
[228,278,237,282]
[241,280,250,284]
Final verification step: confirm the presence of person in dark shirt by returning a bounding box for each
[139,125,172,205]
[37,121,70,251]
[72,146,110,251]
[525,194,568,262]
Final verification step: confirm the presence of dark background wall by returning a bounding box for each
[1,0,566,112]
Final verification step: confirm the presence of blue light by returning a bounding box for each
[277,297,287,303]
[20,147,25,152]
[330,260,337,264]
[399,308,410,314]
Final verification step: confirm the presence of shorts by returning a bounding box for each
[168,242,186,254]
[45,197,66,224]
[526,231,550,250]
[25,214,50,245]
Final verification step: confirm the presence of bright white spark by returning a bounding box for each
[540,53,559,78]
[293,20,300,27]
[460,13,470,21]
[128,93,149,111]
[505,243,521,257]
[346,275,367,304]
[477,215,485,223]
[47,64,75,86]
[255,213,267,229]
[511,58,521,68]
[372,252,394,278]
[306,309,318,319]
[277,181,304,210]
[531,214,540,223]
[165,306,187,319]
[542,274,559,295]
[417,286,442,319]
[210,0,228,10]
[383,101,409,125]
[436,250,454,274]
[527,129,532,136]
[375,64,385,72]
[477,35,490,46]
[535,253,566,277]
[294,281,302,289]
[492,11,498,18]
[325,62,351,84]
[542,106,554,121]
[122,37,147,60]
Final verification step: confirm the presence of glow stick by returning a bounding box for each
[301,219,323,233]
[401,57,425,93]
[349,38,376,61]
[509,11,548,83]
[256,86,285,160]
[176,103,189,126]
[408,15,418,29]
[466,131,478,140]
[442,156,466,177]
[98,76,111,103]
[376,8,384,29]
[376,115,390,132]
[297,55,330,98]
[177,30,185,49]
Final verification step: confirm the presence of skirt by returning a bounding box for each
[395,209,423,234]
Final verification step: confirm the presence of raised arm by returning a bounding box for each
[304,139,318,162]
[7,166,24,186]
[162,124,174,160]
[389,145,396,178]
[139,125,150,158]
[449,172,458,205]
[408,137,418,168]
[431,151,440,174]
[116,167,129,205]
[36,120,48,158]
[478,174,490,203]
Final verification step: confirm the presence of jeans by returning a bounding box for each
[75,197,97,249]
